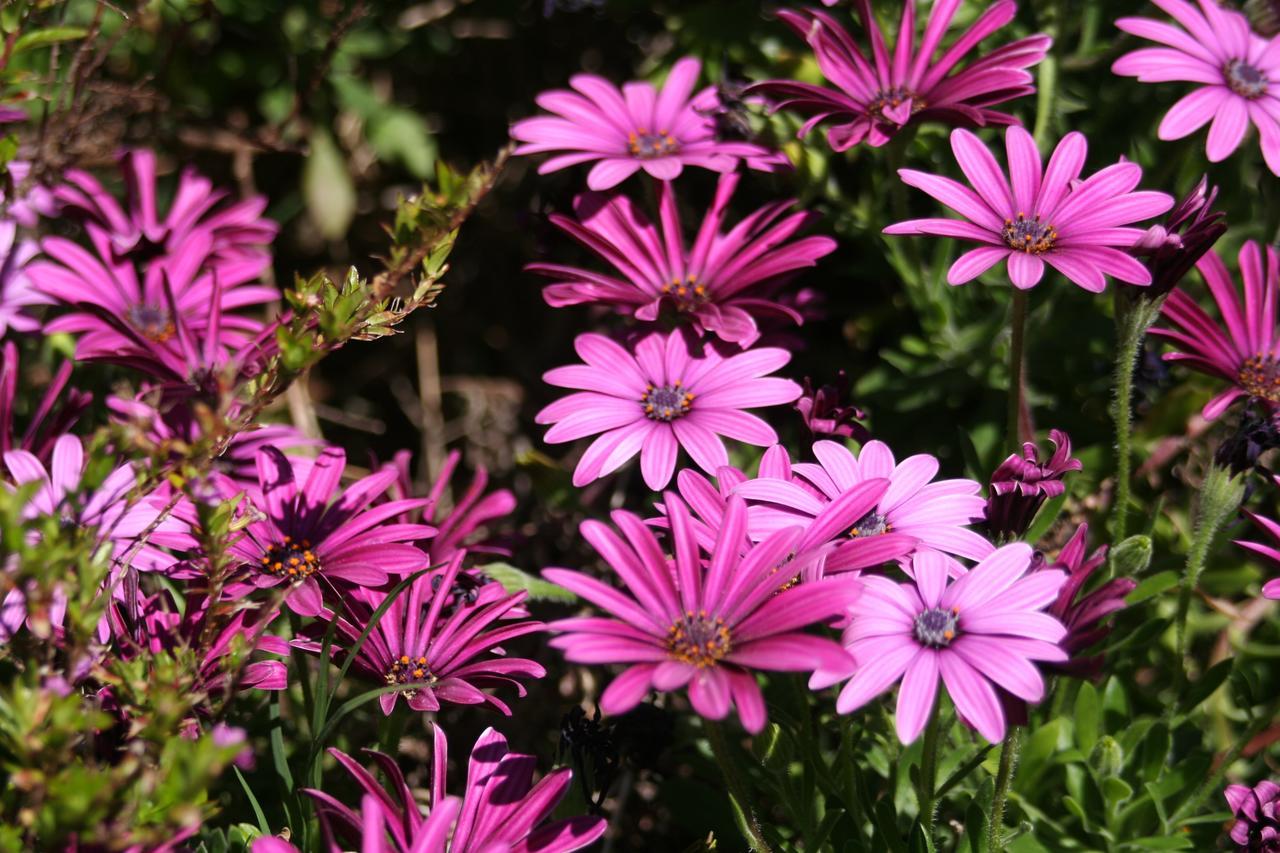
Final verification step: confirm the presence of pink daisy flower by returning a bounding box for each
[1113,0,1280,175]
[1235,507,1280,599]
[0,220,43,339]
[511,56,785,191]
[736,439,994,569]
[748,3,1050,151]
[537,330,801,490]
[0,342,91,464]
[884,126,1175,291]
[544,494,860,733]
[528,173,835,347]
[1149,240,1280,420]
[826,545,1067,743]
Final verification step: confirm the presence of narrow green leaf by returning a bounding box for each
[479,562,578,603]
[1075,683,1099,754]
[233,766,270,835]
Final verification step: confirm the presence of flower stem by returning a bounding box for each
[705,719,772,853]
[917,702,942,838]
[1006,288,1028,452]
[1174,463,1245,685]
[986,727,1022,852]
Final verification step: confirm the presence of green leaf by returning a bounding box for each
[1126,571,1179,605]
[1120,836,1193,850]
[304,129,356,239]
[13,26,88,53]
[1075,682,1099,754]
[232,767,270,835]
[479,562,579,603]
[1178,658,1232,713]
[1024,493,1067,545]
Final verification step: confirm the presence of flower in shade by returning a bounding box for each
[3,161,57,229]
[27,228,277,363]
[984,428,1081,540]
[884,126,1174,291]
[1037,524,1133,680]
[1112,0,1280,175]
[1149,240,1280,420]
[1132,175,1227,298]
[736,440,994,569]
[297,554,544,715]
[527,173,835,347]
[0,219,43,338]
[543,494,860,733]
[794,371,870,441]
[297,726,606,853]
[511,56,785,191]
[1225,779,1280,850]
[825,545,1067,743]
[188,446,436,617]
[1235,507,1280,599]
[54,148,278,271]
[537,330,801,490]
[0,341,91,463]
[747,3,1050,151]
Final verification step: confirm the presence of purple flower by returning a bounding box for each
[1113,0,1280,175]
[190,446,436,617]
[299,726,606,852]
[528,173,835,347]
[1150,241,1280,420]
[298,554,544,715]
[1039,524,1134,680]
[794,371,870,441]
[827,545,1067,743]
[736,440,993,569]
[1236,508,1280,599]
[537,330,801,490]
[544,494,860,733]
[984,428,1081,540]
[1226,779,1280,850]
[0,341,91,463]
[0,220,43,339]
[511,56,786,191]
[748,3,1050,151]
[885,126,1174,291]
[1131,175,1227,298]
[3,161,57,229]
[54,148,278,272]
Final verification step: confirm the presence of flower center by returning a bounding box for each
[1002,213,1057,254]
[660,274,709,310]
[386,654,433,693]
[849,511,891,538]
[127,303,176,342]
[665,610,731,667]
[869,87,926,120]
[1240,354,1280,402]
[259,536,320,582]
[1225,59,1269,99]
[628,127,679,159]
[913,607,959,648]
[642,382,693,422]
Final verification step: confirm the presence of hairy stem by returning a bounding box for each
[1110,292,1165,542]
[1006,288,1028,452]
[987,727,1022,851]
[917,702,942,838]
[705,720,772,853]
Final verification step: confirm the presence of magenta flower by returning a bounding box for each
[885,126,1174,291]
[0,220,43,338]
[195,446,436,617]
[537,330,801,490]
[1,342,91,463]
[1150,241,1280,420]
[544,494,860,733]
[55,148,278,271]
[1236,509,1280,599]
[1113,0,1280,175]
[3,161,57,230]
[748,3,1050,151]
[1225,779,1280,850]
[511,56,785,191]
[298,554,544,715]
[828,545,1067,743]
[984,428,1081,539]
[300,726,606,853]
[528,173,835,347]
[1039,524,1134,680]
[737,440,994,569]
[794,371,870,442]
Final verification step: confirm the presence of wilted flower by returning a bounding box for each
[0,341,91,462]
[1215,403,1280,475]
[1131,175,1227,298]
[885,126,1174,291]
[794,371,870,441]
[1225,779,1280,850]
[984,428,1081,540]
[1038,524,1134,680]
[749,3,1049,150]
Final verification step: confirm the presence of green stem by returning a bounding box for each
[986,727,1022,852]
[705,720,772,853]
[1006,288,1028,452]
[917,703,942,838]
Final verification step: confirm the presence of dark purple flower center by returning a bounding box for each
[913,607,959,648]
[386,654,432,688]
[660,275,709,309]
[1240,354,1280,402]
[1225,59,1269,99]
[1002,213,1057,255]
[260,535,320,582]
[849,511,890,538]
[666,610,731,667]
[642,382,693,422]
[127,303,176,342]
[628,127,680,159]
[868,87,926,120]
